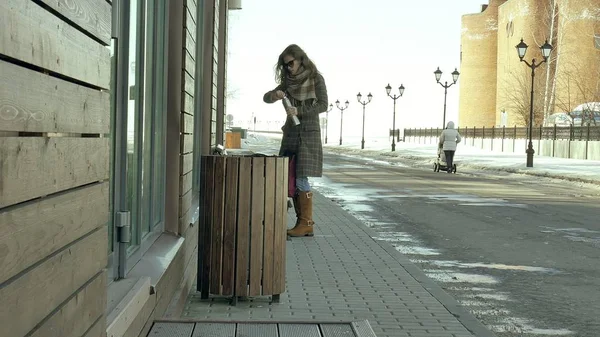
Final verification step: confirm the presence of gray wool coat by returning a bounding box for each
[263,73,328,177]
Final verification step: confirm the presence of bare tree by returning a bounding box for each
[501,68,546,126]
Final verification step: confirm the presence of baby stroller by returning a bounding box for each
[433,144,457,173]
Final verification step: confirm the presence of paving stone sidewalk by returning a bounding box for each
[183,191,496,337]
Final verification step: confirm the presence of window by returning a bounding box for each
[109,0,168,279]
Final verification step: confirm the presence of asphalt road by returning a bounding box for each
[313,151,600,337]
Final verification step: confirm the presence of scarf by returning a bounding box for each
[285,67,317,101]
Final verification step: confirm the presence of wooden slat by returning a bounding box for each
[0,0,111,89]
[185,30,196,60]
[278,324,322,337]
[236,324,278,337]
[185,10,197,43]
[186,1,197,24]
[179,171,193,196]
[262,158,276,295]
[272,157,287,294]
[209,157,226,295]
[192,323,235,337]
[0,137,109,208]
[221,157,239,295]
[82,316,106,337]
[235,157,251,297]
[0,182,108,285]
[180,134,194,154]
[181,153,193,175]
[199,156,214,296]
[182,92,195,116]
[184,71,195,96]
[107,277,152,337]
[0,227,107,337]
[30,270,106,337]
[181,112,194,134]
[179,189,192,217]
[248,158,265,296]
[184,49,196,79]
[147,322,194,337]
[0,61,110,133]
[320,324,355,337]
[36,0,112,45]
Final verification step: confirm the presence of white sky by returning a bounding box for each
[225,0,489,137]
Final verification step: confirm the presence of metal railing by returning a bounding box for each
[404,125,600,142]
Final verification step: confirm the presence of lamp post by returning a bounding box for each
[434,67,460,128]
[516,38,553,167]
[385,84,405,151]
[357,92,373,149]
[324,103,333,144]
[335,99,349,145]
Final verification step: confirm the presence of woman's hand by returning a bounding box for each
[274,90,285,100]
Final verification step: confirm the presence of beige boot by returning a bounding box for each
[287,191,314,237]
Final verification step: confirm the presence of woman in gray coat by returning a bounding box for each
[438,121,462,173]
[263,44,329,237]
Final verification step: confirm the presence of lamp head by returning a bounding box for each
[451,68,460,83]
[540,40,553,60]
[516,38,528,60]
[434,67,442,82]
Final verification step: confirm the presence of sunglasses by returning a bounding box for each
[284,59,295,68]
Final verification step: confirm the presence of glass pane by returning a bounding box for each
[127,0,143,249]
[108,39,116,253]
[141,0,155,235]
[152,1,166,228]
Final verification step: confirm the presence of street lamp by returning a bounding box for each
[516,38,553,167]
[385,84,405,151]
[434,67,460,128]
[335,99,349,145]
[357,92,373,149]
[324,103,333,144]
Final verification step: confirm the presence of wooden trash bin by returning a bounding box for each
[198,155,288,304]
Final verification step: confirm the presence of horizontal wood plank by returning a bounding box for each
[179,171,193,196]
[30,270,107,337]
[184,49,196,79]
[181,112,194,134]
[180,134,194,154]
[182,92,195,116]
[83,316,106,337]
[37,0,112,45]
[0,227,108,337]
[186,1,197,24]
[0,0,111,88]
[0,137,110,208]
[180,153,193,175]
[0,182,108,285]
[185,10,196,43]
[183,71,195,96]
[185,30,196,61]
[0,60,110,133]
[179,189,192,217]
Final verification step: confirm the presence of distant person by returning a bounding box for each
[262,44,329,237]
[438,121,462,173]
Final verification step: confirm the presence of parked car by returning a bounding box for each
[571,102,600,126]
[545,112,573,127]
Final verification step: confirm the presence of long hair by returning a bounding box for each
[274,44,320,84]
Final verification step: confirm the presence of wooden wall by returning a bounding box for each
[0,0,111,337]
[180,0,197,235]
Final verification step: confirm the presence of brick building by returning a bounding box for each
[459,0,600,127]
